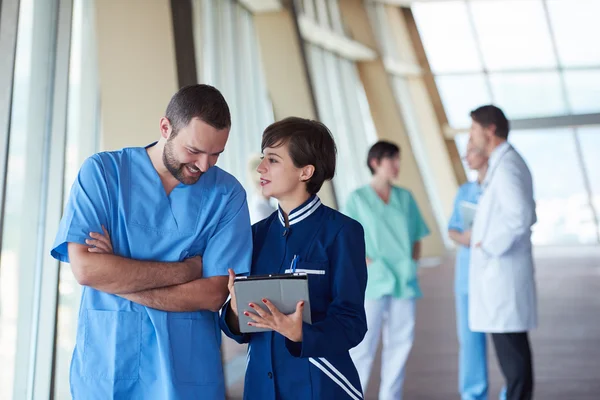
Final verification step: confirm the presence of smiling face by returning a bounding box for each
[256,141,314,202]
[161,117,229,185]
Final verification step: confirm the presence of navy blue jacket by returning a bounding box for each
[220,195,368,400]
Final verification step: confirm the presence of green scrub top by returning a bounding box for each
[344,185,430,300]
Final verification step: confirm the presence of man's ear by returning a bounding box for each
[485,123,497,139]
[300,164,315,182]
[159,117,173,140]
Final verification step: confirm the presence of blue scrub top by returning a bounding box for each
[448,181,482,295]
[51,144,252,399]
[220,195,368,400]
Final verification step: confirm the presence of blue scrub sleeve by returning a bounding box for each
[285,220,368,358]
[51,155,111,263]
[448,186,465,233]
[219,299,251,344]
[409,192,430,242]
[201,185,252,277]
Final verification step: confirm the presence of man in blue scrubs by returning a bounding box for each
[50,84,252,399]
[449,141,506,400]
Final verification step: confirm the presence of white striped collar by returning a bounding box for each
[278,195,322,227]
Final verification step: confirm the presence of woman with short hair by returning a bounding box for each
[220,117,368,400]
[345,141,430,400]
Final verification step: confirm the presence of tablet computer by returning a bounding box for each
[234,273,312,333]
[460,201,478,229]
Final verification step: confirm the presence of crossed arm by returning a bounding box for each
[68,228,229,312]
[118,276,229,312]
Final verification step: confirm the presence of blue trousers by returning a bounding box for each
[456,294,507,400]
[456,293,489,400]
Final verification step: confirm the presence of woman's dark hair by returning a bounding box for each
[261,117,336,195]
[470,105,509,139]
[165,84,231,136]
[367,141,400,174]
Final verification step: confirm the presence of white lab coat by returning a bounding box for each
[469,142,537,333]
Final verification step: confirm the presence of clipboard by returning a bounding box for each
[460,201,478,229]
[233,273,312,333]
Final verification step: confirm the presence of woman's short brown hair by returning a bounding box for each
[261,117,336,195]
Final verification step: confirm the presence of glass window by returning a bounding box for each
[339,58,378,168]
[412,1,482,73]
[326,0,345,35]
[306,44,377,206]
[577,126,600,228]
[313,0,332,28]
[510,129,596,245]
[195,0,273,192]
[489,72,567,119]
[470,0,556,70]
[393,76,450,236]
[299,0,317,20]
[367,3,397,62]
[563,70,600,114]
[547,0,600,67]
[436,74,491,128]
[52,0,99,397]
[0,0,34,397]
[415,0,600,141]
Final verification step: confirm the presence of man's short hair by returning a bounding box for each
[261,117,336,195]
[470,105,510,139]
[367,141,400,174]
[166,84,231,135]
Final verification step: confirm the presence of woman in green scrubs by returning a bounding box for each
[345,141,430,400]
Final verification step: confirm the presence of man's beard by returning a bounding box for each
[163,138,202,185]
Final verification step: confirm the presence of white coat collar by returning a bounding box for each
[488,141,511,170]
[483,141,511,190]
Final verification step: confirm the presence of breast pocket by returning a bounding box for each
[296,261,330,306]
[124,222,200,262]
[168,313,222,385]
[82,310,142,380]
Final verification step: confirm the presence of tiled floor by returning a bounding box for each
[224,247,600,399]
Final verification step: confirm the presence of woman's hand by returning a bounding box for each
[86,226,113,254]
[245,299,305,342]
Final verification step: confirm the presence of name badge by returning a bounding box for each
[285,269,326,275]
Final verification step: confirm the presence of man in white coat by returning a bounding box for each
[468,105,537,400]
